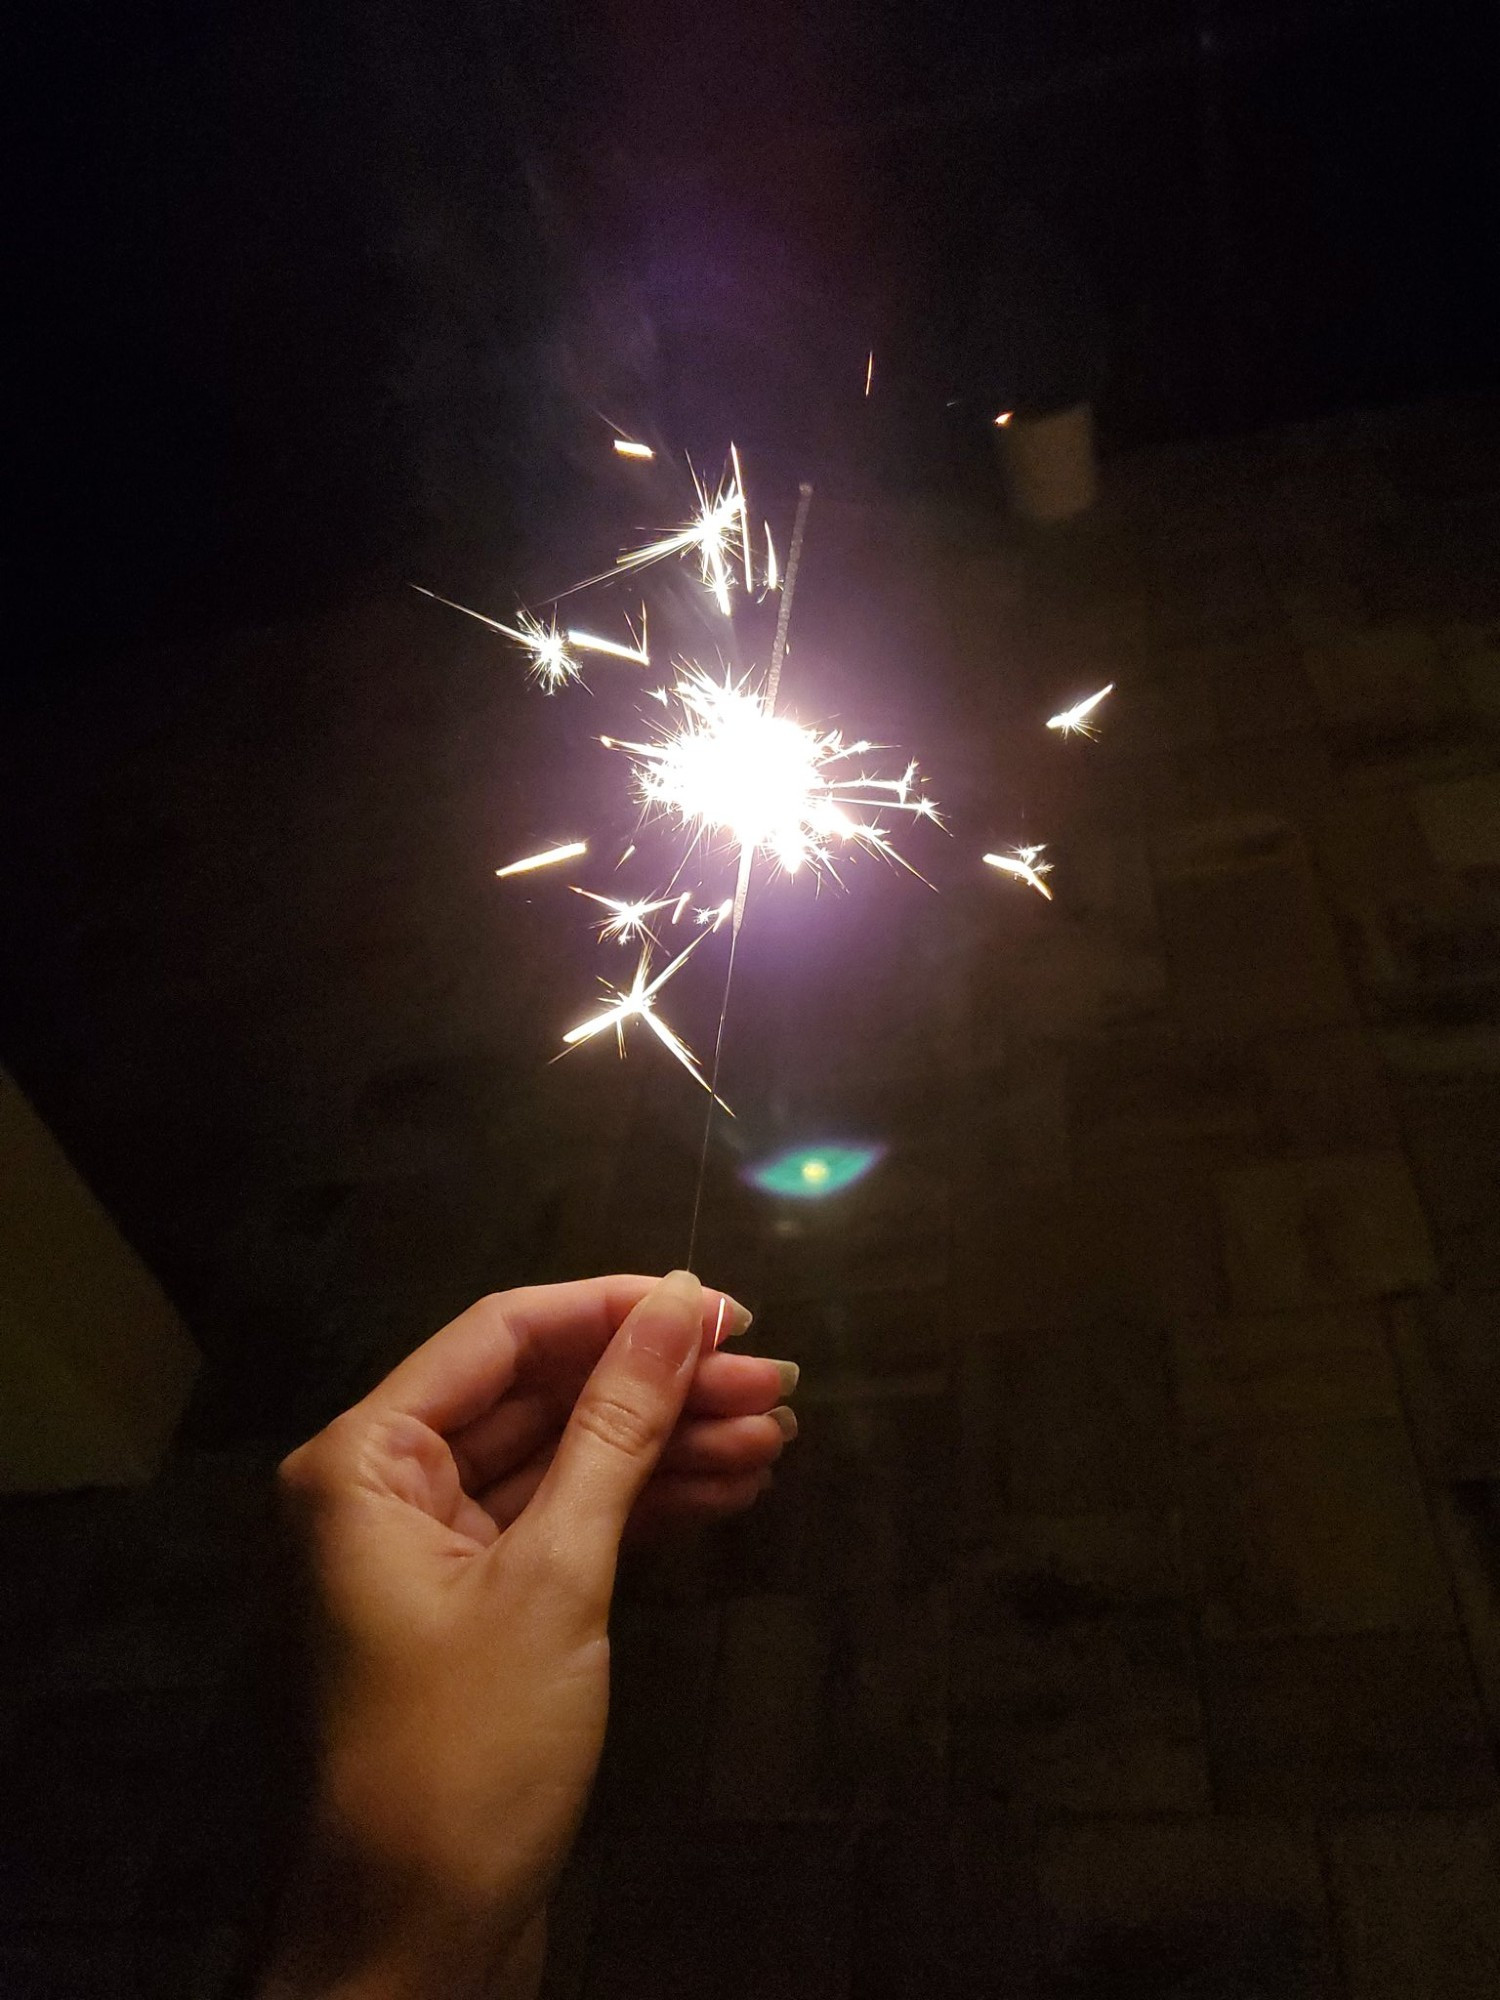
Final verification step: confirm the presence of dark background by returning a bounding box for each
[10,0,1497,661]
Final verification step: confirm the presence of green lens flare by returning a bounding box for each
[746,1143,884,1200]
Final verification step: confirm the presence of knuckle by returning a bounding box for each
[573,1391,658,1462]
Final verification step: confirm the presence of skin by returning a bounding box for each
[261,1272,795,2000]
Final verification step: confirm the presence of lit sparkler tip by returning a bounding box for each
[983,845,1054,900]
[1045,682,1115,738]
[994,410,1014,427]
[612,438,655,460]
[764,522,780,591]
[497,840,588,879]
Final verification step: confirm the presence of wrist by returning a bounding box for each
[260,1817,541,2000]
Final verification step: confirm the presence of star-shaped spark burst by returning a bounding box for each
[1046,682,1115,738]
[410,588,648,693]
[983,844,1054,900]
[601,665,940,887]
[560,933,727,1107]
[571,454,753,617]
[571,886,677,947]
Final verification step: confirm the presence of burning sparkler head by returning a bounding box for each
[604,666,937,882]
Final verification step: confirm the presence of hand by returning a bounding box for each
[263,1271,796,2000]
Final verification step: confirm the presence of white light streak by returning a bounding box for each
[612,438,655,460]
[983,844,1054,900]
[497,841,588,879]
[1046,683,1115,739]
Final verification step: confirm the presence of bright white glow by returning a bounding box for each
[612,438,655,460]
[571,887,675,945]
[602,666,939,883]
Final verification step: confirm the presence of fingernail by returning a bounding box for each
[716,1298,754,1345]
[627,1270,704,1370]
[770,1405,798,1442]
[773,1360,800,1397]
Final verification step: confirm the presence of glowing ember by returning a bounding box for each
[496,840,588,879]
[1046,682,1115,738]
[983,844,1054,900]
[994,410,1014,427]
[612,438,654,460]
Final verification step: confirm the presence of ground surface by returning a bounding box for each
[3,398,1500,1995]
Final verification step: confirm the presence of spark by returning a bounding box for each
[410,588,647,691]
[994,410,1014,427]
[671,891,693,924]
[561,935,728,1107]
[496,840,588,879]
[730,443,753,593]
[612,438,655,460]
[601,664,938,884]
[696,898,733,931]
[571,887,676,946]
[764,523,779,591]
[983,844,1054,900]
[864,350,875,397]
[605,462,746,616]
[1046,682,1115,738]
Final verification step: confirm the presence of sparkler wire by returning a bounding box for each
[685,483,816,1270]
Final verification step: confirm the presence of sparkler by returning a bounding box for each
[1046,682,1115,738]
[983,845,1054,900]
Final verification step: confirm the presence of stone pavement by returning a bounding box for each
[3,398,1500,1995]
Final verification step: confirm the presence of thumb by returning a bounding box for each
[519,1270,703,1600]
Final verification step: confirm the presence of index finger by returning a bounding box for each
[364,1275,750,1434]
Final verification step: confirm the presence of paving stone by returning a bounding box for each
[584,1824,853,2000]
[1037,1815,1340,1998]
[1202,1636,1496,1812]
[753,1286,952,1381]
[1323,1810,1500,1999]
[1201,638,1323,742]
[963,1318,1178,1516]
[1428,1481,1500,1739]
[1387,1293,1500,1481]
[1244,1030,1400,1152]
[1304,625,1473,757]
[1154,824,1358,1038]
[706,1588,949,1824]
[1395,1073,1500,1289]
[1184,1420,1453,1638]
[1173,1305,1402,1431]
[1413,769,1500,872]
[720,1381,955,1597]
[951,1523,1207,1816]
[852,1815,1040,2000]
[593,1602,721,1825]
[1214,1151,1436,1313]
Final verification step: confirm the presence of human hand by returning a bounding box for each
[263,1272,795,2000]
